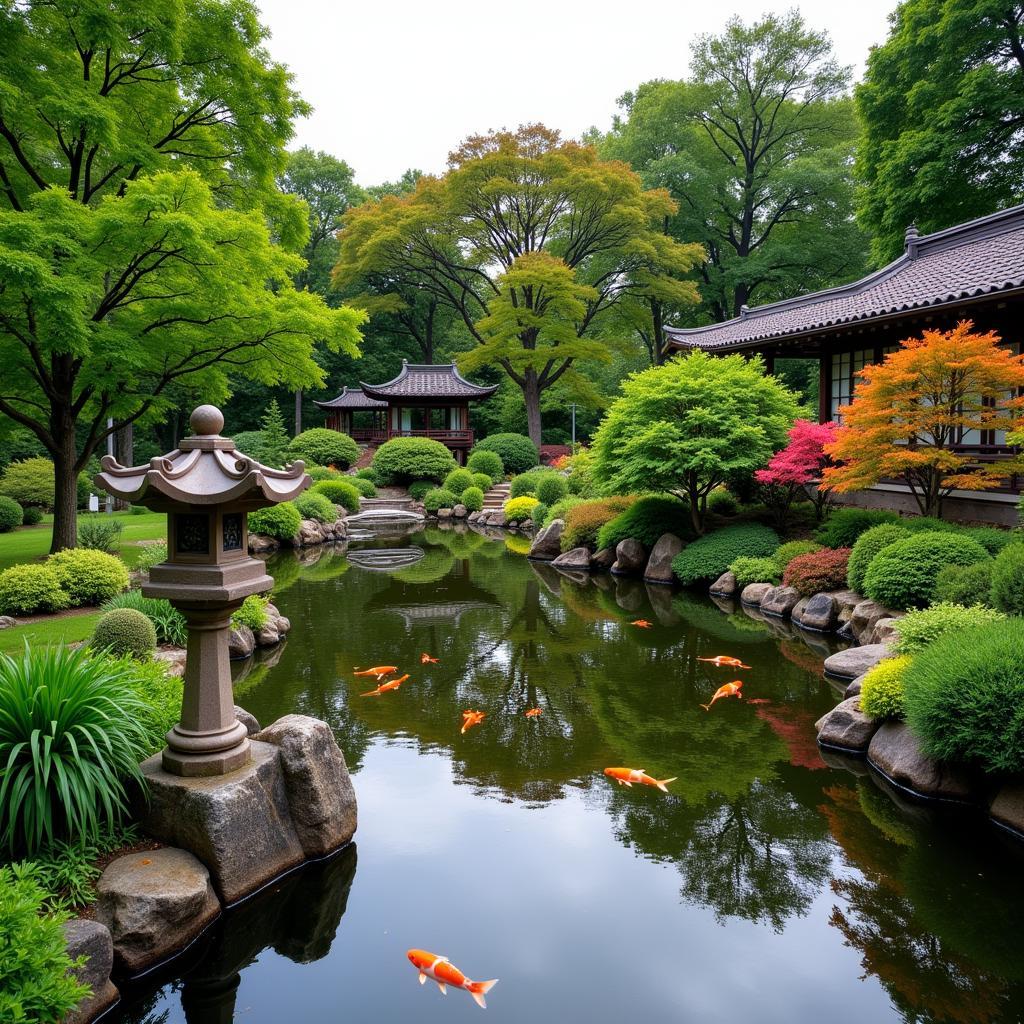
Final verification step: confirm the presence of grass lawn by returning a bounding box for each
[0,609,103,655]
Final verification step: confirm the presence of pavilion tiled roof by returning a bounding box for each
[360,361,498,401]
[313,386,387,411]
[665,203,1024,352]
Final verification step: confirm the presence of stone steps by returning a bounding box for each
[359,497,413,511]
[483,482,511,508]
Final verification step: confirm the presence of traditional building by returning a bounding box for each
[665,204,1024,524]
[316,361,497,463]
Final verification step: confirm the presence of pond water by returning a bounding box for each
[112,525,1024,1024]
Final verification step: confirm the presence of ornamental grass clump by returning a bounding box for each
[596,495,694,551]
[76,514,124,553]
[312,478,361,514]
[471,434,538,475]
[0,564,69,616]
[561,496,637,551]
[846,523,911,593]
[90,607,157,659]
[860,655,913,720]
[101,590,186,646]
[990,543,1024,615]
[814,507,900,548]
[729,555,781,587]
[782,547,851,596]
[294,490,338,524]
[287,428,360,469]
[671,523,780,587]
[903,620,1024,773]
[248,501,302,540]
[891,602,1007,655]
[46,549,128,606]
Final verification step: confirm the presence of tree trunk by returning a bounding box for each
[294,390,303,436]
[51,424,79,554]
[113,422,133,510]
[523,370,542,448]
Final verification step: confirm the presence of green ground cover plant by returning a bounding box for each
[472,434,538,475]
[782,547,851,596]
[891,602,1007,655]
[596,495,694,551]
[248,502,302,540]
[814,507,900,548]
[859,655,913,719]
[0,612,101,657]
[287,428,360,469]
[90,608,157,659]
[846,523,911,593]
[672,523,780,587]
[0,564,69,615]
[232,594,269,632]
[46,549,129,606]
[373,437,456,484]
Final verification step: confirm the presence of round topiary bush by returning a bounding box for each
[596,495,694,551]
[287,428,360,469]
[814,507,900,548]
[846,523,911,593]
[467,449,504,482]
[510,468,559,499]
[408,480,434,503]
[312,479,361,514]
[471,472,493,492]
[0,457,55,510]
[891,602,1006,655]
[424,488,459,513]
[0,496,23,532]
[503,495,540,523]
[294,491,338,524]
[90,608,157,659]
[461,486,484,513]
[934,560,994,607]
[472,433,538,476]
[729,555,781,587]
[0,564,69,616]
[306,465,341,482]
[782,547,851,597]
[348,476,376,497]
[860,655,912,720]
[443,468,475,496]
[863,531,990,610]
[535,473,567,507]
[20,506,43,526]
[990,542,1024,615]
[903,619,1024,773]
[248,502,302,540]
[671,523,780,587]
[372,437,457,485]
[47,548,129,606]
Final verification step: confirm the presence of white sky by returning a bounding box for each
[254,0,899,187]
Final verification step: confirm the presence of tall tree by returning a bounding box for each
[856,0,1024,265]
[334,125,702,445]
[602,12,866,323]
[0,1,363,550]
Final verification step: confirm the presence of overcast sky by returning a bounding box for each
[254,0,899,187]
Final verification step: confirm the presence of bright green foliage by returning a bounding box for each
[259,399,291,468]
[232,595,269,633]
[706,489,738,517]
[249,502,302,540]
[592,352,799,534]
[76,515,124,554]
[903,620,1024,773]
[990,543,1024,615]
[462,487,485,513]
[902,516,958,534]
[134,542,168,576]
[372,437,456,484]
[312,479,361,514]
[119,656,184,757]
[782,547,851,597]
[355,467,378,481]
[423,488,458,513]
[0,458,54,510]
[444,469,475,495]
[535,474,568,507]
[472,434,538,476]
[962,526,1016,555]
[46,549,128,607]
[101,591,185,647]
[0,646,151,853]
[90,608,157,660]
[348,477,376,497]
[863,532,991,610]
[288,429,359,469]
[0,564,69,616]
[565,447,597,497]
[467,449,504,482]
[934,560,994,608]
[0,865,89,1022]
[860,656,913,720]
[232,430,268,463]
[471,472,493,492]
[530,502,549,526]
[772,540,822,570]
[545,496,584,528]
[510,469,559,499]
[561,497,637,551]
[307,465,342,482]
[503,496,540,522]
[0,497,22,532]
[892,602,1007,655]
[814,508,901,548]
[596,495,694,551]
[408,481,434,503]
[846,524,911,592]
[730,556,781,587]
[294,491,337,524]
[672,524,780,587]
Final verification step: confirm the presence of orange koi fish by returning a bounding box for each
[697,656,751,669]
[701,679,743,711]
[631,619,653,629]
[407,949,498,1009]
[360,674,409,697]
[461,710,486,734]
[524,707,542,718]
[420,653,439,664]
[603,767,677,793]
[353,665,398,681]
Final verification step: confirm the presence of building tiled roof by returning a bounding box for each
[313,387,387,411]
[360,361,498,401]
[665,203,1024,352]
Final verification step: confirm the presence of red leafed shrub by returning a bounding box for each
[756,419,838,521]
[783,547,851,597]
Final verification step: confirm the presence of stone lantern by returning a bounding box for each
[95,405,310,777]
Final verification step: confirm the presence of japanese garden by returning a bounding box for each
[2,1,1024,1022]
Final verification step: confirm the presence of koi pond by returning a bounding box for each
[112,524,1024,1023]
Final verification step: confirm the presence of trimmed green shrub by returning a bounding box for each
[783,547,852,596]
[596,495,694,551]
[863,531,990,610]
[729,555,781,587]
[21,505,43,526]
[772,540,822,570]
[424,488,458,513]
[565,447,596,497]
[248,502,302,540]
[472,433,538,475]
[355,467,379,482]
[544,495,584,528]
[0,645,151,853]
[101,589,186,646]
[444,468,475,495]
[232,594,269,632]
[306,465,341,482]
[535,473,568,507]
[471,471,493,492]
[510,468,553,499]
[860,655,913,720]
[408,480,434,503]
[707,488,738,517]
[672,524,780,587]
[47,549,128,606]
[561,496,637,551]
[348,476,377,497]
[312,478,361,514]
[814,507,900,548]
[90,608,157,659]
[990,543,1024,615]
[903,620,1024,773]
[462,486,484,513]
[294,491,338,524]
[504,495,540,522]
[287,428,360,469]
[77,514,124,553]
[846,523,910,593]
[0,564,69,616]
[466,448,504,482]
[902,515,957,533]
[372,437,456,484]
[892,602,1007,655]
[934,560,994,608]
[963,526,1015,555]
[0,496,23,532]
[0,457,55,510]
[530,501,549,526]
[0,865,90,1021]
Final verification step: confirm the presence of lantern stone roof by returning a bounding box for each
[665,202,1024,353]
[95,405,310,507]
[360,361,498,401]
[313,386,387,411]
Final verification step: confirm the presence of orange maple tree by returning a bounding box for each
[823,321,1024,516]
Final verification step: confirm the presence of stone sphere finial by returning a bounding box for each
[190,405,224,437]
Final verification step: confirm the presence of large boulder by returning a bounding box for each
[815,696,881,753]
[528,519,564,561]
[255,715,358,858]
[437,507,453,519]
[644,533,683,585]
[95,848,220,974]
[759,585,801,618]
[62,918,118,1024]
[868,722,976,803]
[255,622,281,647]
[709,571,737,598]
[0,615,17,629]
[990,782,1024,839]
[850,600,897,644]
[234,706,261,736]
[590,547,616,571]
[830,590,863,624]
[468,510,482,524]
[153,646,186,678]
[740,582,773,606]
[611,538,647,576]
[487,510,506,528]
[296,519,326,547]
[792,592,839,632]
[452,503,468,518]
[823,643,892,680]
[228,625,255,660]
[844,673,868,699]
[248,533,279,554]
[868,616,904,645]
[552,547,591,569]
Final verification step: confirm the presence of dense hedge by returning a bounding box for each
[47,549,128,606]
[860,655,912,720]
[294,491,338,524]
[312,479,361,514]
[990,543,1024,615]
[90,608,157,660]
[814,507,900,548]
[462,486,484,513]
[287,428,360,469]
[0,564,69,616]
[596,495,693,551]
[846,523,910,593]
[933,560,993,607]
[892,602,1006,655]
[372,437,456,484]
[963,526,1016,555]
[0,497,22,532]
[561,496,636,551]
[472,433,538,475]
[466,448,504,482]
[783,547,851,597]
[249,502,302,540]
[729,555,781,587]
[672,524,780,587]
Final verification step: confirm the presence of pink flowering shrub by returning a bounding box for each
[755,419,838,521]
